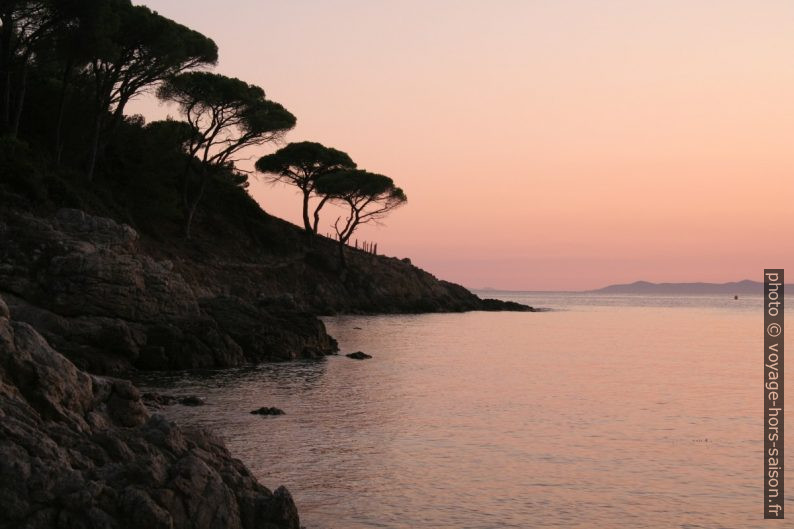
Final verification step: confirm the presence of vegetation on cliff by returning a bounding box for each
[0,0,528,319]
[1,0,409,255]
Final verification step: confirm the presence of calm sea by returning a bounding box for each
[137,291,791,529]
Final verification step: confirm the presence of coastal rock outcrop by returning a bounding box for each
[0,295,300,529]
[0,206,530,374]
[0,209,337,373]
[345,351,372,360]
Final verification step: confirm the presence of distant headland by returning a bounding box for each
[589,280,791,295]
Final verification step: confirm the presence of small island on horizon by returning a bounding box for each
[475,279,789,295]
[589,279,790,295]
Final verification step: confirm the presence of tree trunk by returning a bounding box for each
[10,60,27,138]
[184,199,198,240]
[54,61,72,166]
[0,15,13,133]
[184,170,208,240]
[338,239,346,268]
[312,196,329,234]
[301,189,312,232]
[180,159,192,211]
[86,114,102,181]
[0,71,9,133]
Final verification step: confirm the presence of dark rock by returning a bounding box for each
[0,209,338,374]
[200,295,337,362]
[0,295,300,529]
[346,351,372,360]
[0,206,530,375]
[250,407,285,416]
[480,298,536,312]
[179,396,205,406]
[258,293,298,310]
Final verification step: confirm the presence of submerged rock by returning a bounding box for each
[0,295,300,529]
[250,406,285,416]
[346,351,372,360]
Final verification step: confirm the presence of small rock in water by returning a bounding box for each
[142,392,178,407]
[251,406,285,416]
[346,351,372,360]
[179,395,205,406]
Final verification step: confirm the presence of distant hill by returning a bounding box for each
[590,280,790,295]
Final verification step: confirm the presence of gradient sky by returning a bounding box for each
[132,0,794,290]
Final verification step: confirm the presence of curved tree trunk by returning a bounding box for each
[312,196,329,235]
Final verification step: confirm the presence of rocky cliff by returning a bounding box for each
[0,206,530,374]
[138,210,530,316]
[0,294,300,529]
[0,209,337,374]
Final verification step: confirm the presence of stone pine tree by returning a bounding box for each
[81,1,218,179]
[157,71,296,238]
[0,0,62,137]
[255,141,357,235]
[315,169,407,265]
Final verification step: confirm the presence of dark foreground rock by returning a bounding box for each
[250,407,285,416]
[0,208,338,374]
[0,296,300,529]
[345,351,372,360]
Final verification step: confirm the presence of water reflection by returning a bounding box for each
[135,358,331,393]
[136,293,791,529]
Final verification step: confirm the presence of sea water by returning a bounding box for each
[137,292,790,529]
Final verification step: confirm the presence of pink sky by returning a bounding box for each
[132,0,794,290]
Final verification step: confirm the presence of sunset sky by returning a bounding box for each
[133,0,794,290]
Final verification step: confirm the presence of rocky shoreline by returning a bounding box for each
[0,294,300,529]
[0,207,531,375]
[0,206,533,529]
[0,208,338,375]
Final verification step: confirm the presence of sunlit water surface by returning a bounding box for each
[136,292,791,529]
